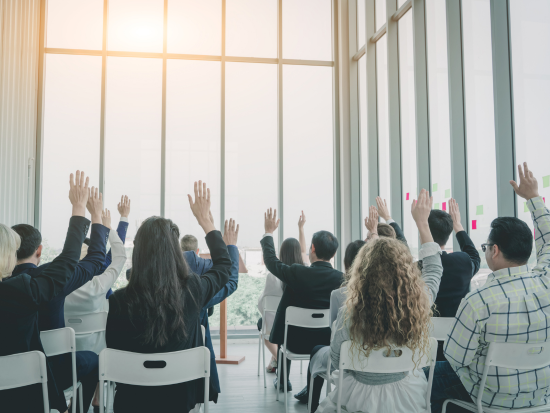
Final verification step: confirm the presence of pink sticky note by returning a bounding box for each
[472,220,477,230]
[406,193,410,200]
[442,202,447,211]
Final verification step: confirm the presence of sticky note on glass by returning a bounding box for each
[472,220,477,230]
[435,203,440,210]
[524,202,529,213]
[445,189,451,198]
[442,202,447,211]
[543,175,550,188]
[406,193,410,200]
[476,205,484,215]
[433,183,438,192]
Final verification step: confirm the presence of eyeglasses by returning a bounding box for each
[481,243,495,252]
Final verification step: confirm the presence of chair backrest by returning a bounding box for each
[201,325,206,343]
[99,346,211,387]
[65,311,108,335]
[262,295,281,315]
[284,306,331,329]
[0,350,48,390]
[40,327,76,357]
[430,317,455,341]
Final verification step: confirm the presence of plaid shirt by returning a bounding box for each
[445,196,550,409]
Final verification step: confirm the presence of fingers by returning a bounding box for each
[207,187,210,203]
[224,219,228,234]
[194,181,199,200]
[235,223,240,236]
[70,173,75,189]
[75,170,81,187]
[510,180,520,192]
[523,162,530,178]
[187,194,193,208]
[518,164,524,182]
[273,209,277,220]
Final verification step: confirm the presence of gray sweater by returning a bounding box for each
[330,242,443,385]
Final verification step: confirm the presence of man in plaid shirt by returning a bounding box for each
[428,162,550,412]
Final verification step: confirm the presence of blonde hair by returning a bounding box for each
[0,224,21,279]
[345,237,432,366]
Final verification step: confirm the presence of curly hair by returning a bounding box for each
[344,237,432,366]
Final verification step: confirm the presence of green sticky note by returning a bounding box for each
[543,175,550,188]
[445,189,451,198]
[433,183,438,192]
[476,205,484,215]
[524,202,529,213]
[435,203,440,210]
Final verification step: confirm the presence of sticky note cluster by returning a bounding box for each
[476,205,484,215]
[543,175,550,188]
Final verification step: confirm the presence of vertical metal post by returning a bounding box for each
[277,0,284,248]
[220,0,226,226]
[332,0,342,270]
[446,0,469,251]
[160,0,168,217]
[490,0,516,217]
[99,0,109,196]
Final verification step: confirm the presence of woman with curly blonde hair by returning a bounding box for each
[316,189,443,413]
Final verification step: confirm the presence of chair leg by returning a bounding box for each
[99,380,104,413]
[283,353,288,413]
[78,385,83,413]
[258,333,261,376]
[262,335,267,388]
[276,349,282,401]
[308,373,314,413]
[301,360,303,374]
[105,381,110,413]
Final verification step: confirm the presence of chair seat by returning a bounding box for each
[279,347,310,361]
[446,399,550,413]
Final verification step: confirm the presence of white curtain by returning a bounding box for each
[0,0,40,226]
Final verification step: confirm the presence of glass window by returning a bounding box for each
[283,65,334,243]
[226,0,277,58]
[426,0,453,252]
[510,0,550,255]
[357,0,366,49]
[376,36,390,204]
[104,57,163,244]
[226,62,278,274]
[376,0,386,30]
[359,55,369,239]
[462,0,498,270]
[46,0,104,50]
[283,0,332,61]
[165,60,221,252]
[41,55,102,253]
[167,0,222,55]
[398,12,418,258]
[108,0,164,53]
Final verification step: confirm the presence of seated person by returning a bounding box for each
[106,181,232,413]
[430,163,550,413]
[181,233,200,254]
[261,208,344,392]
[0,171,94,413]
[317,189,443,413]
[257,211,309,374]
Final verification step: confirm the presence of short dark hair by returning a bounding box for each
[344,240,366,272]
[489,217,533,265]
[428,210,454,246]
[377,223,396,239]
[180,234,198,252]
[311,230,339,261]
[11,224,42,260]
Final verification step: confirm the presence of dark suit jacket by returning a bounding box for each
[389,221,407,245]
[260,235,344,347]
[0,216,90,413]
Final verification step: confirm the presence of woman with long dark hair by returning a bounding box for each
[105,181,232,413]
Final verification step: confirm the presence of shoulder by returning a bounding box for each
[443,251,471,264]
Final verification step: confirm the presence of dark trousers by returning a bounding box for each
[307,345,328,412]
[424,361,473,413]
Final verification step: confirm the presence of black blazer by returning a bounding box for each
[0,216,90,413]
[390,221,407,246]
[260,235,344,346]
[105,230,231,413]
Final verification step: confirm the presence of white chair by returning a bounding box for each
[307,350,333,413]
[65,311,108,335]
[334,337,438,413]
[258,295,282,388]
[431,317,455,341]
[277,306,331,412]
[40,327,83,413]
[201,325,206,343]
[0,351,50,413]
[98,346,211,413]
[443,341,550,413]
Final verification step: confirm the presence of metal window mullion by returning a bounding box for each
[277,0,283,248]
[386,0,403,224]
[221,0,226,227]
[160,0,168,217]
[490,0,516,218]
[446,0,469,251]
[99,0,108,198]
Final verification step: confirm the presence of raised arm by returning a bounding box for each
[375,197,408,245]
[510,162,550,273]
[298,211,310,264]
[449,198,480,275]
[101,196,130,273]
[364,206,379,242]
[188,181,232,307]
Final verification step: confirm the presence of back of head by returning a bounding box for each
[279,237,304,266]
[180,234,199,252]
[11,224,41,261]
[489,217,533,265]
[377,223,396,239]
[311,230,339,261]
[126,216,193,347]
[428,210,453,246]
[344,240,366,272]
[0,224,20,279]
[346,237,431,358]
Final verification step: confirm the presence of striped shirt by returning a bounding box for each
[444,196,550,409]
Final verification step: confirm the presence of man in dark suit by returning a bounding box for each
[261,208,344,391]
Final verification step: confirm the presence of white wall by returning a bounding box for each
[0,0,40,226]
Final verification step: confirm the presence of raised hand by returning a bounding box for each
[223,219,240,246]
[411,189,434,244]
[209,210,215,226]
[264,208,280,234]
[298,211,306,229]
[188,181,215,234]
[69,171,89,217]
[510,162,539,200]
[448,198,464,233]
[86,187,104,224]
[376,197,391,221]
[102,209,112,229]
[117,195,131,218]
[365,205,379,235]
